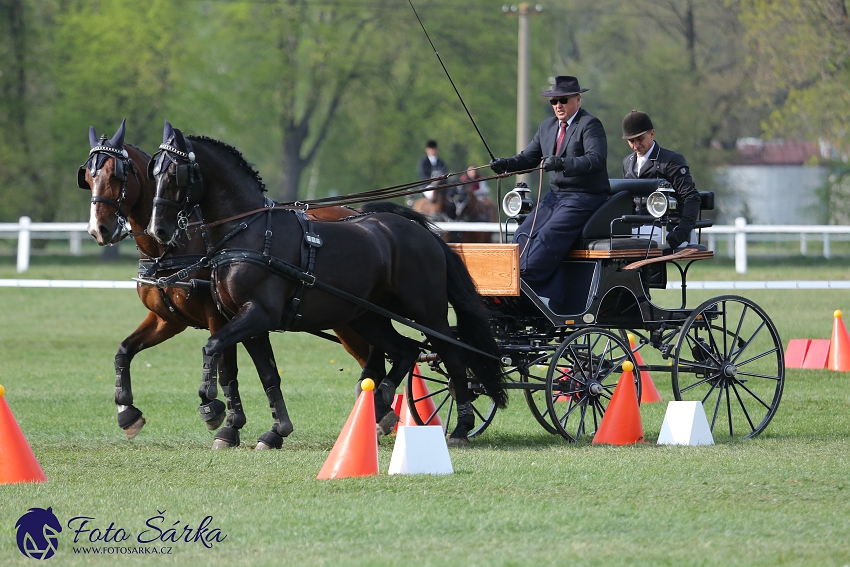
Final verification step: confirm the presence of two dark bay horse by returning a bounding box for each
[78,120,380,449]
[146,121,506,446]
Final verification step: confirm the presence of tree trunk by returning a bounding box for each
[279,118,308,203]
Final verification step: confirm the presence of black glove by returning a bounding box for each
[490,158,509,175]
[542,156,565,172]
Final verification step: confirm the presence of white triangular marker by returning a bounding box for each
[657,401,714,446]
[388,426,453,475]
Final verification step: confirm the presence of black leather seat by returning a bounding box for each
[574,190,656,250]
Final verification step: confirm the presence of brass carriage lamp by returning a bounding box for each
[502,181,534,218]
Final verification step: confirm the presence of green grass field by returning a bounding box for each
[1,257,850,565]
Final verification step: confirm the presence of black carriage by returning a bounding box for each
[403,179,785,442]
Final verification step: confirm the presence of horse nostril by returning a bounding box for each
[99,225,110,238]
[154,228,169,242]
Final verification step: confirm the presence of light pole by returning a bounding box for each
[503,4,543,154]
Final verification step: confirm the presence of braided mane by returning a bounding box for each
[187,135,267,193]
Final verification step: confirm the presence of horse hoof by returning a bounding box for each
[211,438,238,450]
[199,399,226,430]
[446,436,470,448]
[257,430,284,450]
[376,411,399,436]
[122,417,146,440]
[205,412,226,431]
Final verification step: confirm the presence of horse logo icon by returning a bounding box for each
[15,507,62,560]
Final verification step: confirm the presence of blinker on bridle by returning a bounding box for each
[149,140,204,232]
[77,135,133,234]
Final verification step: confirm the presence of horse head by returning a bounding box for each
[78,118,139,245]
[147,120,205,245]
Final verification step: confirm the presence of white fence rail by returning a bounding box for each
[2,216,849,275]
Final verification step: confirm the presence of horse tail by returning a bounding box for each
[360,201,507,408]
[437,236,507,408]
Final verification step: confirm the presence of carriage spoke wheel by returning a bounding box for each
[516,349,560,435]
[672,295,784,439]
[545,329,640,442]
[405,358,496,438]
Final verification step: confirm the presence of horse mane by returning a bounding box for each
[124,143,151,161]
[186,135,267,193]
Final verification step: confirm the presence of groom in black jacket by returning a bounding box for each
[490,75,609,296]
[621,110,701,251]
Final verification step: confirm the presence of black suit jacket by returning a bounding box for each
[622,142,701,248]
[418,155,447,181]
[504,108,610,194]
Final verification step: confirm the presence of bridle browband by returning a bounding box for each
[77,136,138,236]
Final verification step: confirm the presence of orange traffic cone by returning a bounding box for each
[628,334,662,403]
[0,384,47,484]
[828,310,850,372]
[400,365,443,428]
[592,362,644,445]
[317,379,379,479]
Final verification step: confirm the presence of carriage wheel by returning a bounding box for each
[672,295,784,439]
[405,359,496,438]
[516,350,560,435]
[545,329,640,442]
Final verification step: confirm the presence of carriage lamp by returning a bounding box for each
[502,182,533,218]
[646,182,677,219]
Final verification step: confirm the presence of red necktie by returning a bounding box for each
[555,122,567,155]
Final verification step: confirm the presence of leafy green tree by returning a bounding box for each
[740,0,850,149]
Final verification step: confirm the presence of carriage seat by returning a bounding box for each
[572,190,652,251]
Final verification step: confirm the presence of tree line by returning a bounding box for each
[1,0,847,222]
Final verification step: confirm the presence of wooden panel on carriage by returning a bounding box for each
[447,243,520,296]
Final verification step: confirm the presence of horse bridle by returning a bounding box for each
[148,139,204,233]
[77,136,137,235]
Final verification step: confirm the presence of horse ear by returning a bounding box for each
[162,120,174,143]
[173,128,187,152]
[110,118,126,149]
[89,126,98,148]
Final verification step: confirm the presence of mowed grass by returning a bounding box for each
[1,271,850,564]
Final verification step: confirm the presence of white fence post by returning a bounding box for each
[824,233,831,259]
[16,216,31,273]
[800,233,807,255]
[707,234,716,252]
[735,217,747,274]
[70,230,82,256]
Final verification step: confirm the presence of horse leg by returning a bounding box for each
[348,316,421,435]
[210,344,245,449]
[427,332,475,447]
[334,324,388,400]
[241,335,293,450]
[115,312,187,439]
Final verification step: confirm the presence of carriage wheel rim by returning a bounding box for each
[672,295,784,439]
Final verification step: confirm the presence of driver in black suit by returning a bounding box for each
[490,75,609,298]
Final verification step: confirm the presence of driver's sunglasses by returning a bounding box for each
[549,96,576,106]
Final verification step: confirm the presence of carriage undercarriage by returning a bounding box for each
[404,215,785,443]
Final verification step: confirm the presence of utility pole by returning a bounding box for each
[503,4,543,154]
